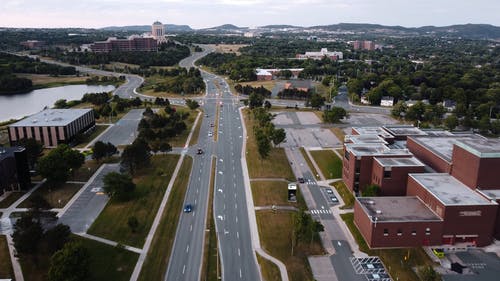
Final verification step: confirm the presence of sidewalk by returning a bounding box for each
[239,107,289,281]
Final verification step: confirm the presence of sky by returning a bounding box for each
[1,0,499,29]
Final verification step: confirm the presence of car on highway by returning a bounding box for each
[205,114,209,117]
[326,189,333,194]
[197,148,203,155]
[298,177,305,183]
[210,123,214,127]
[183,204,192,213]
[330,196,338,203]
[208,132,213,137]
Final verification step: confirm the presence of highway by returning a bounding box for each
[165,46,260,281]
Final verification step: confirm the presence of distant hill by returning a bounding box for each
[307,23,500,39]
[100,24,192,32]
[259,25,300,29]
[202,24,247,31]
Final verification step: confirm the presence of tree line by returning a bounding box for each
[151,67,205,95]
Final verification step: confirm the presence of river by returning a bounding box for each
[0,84,115,122]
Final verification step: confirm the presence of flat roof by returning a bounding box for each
[476,189,500,201]
[345,143,411,157]
[357,197,442,222]
[374,157,425,167]
[454,138,500,158]
[0,146,25,162]
[409,173,496,206]
[409,135,485,162]
[383,125,428,137]
[352,127,393,138]
[345,134,388,144]
[9,109,92,127]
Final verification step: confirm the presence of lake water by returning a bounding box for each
[0,84,115,122]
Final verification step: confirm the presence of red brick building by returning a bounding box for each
[344,126,500,248]
[90,36,158,52]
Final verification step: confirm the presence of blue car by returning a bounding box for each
[184,204,192,213]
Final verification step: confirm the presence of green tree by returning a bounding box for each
[92,141,117,162]
[444,115,459,131]
[44,224,71,254]
[13,214,43,254]
[17,138,43,169]
[323,107,347,123]
[54,99,68,109]
[128,216,139,233]
[121,139,151,175]
[418,266,440,281]
[307,93,325,110]
[271,128,286,147]
[185,99,200,110]
[37,144,84,185]
[48,242,90,281]
[361,184,380,197]
[103,172,136,201]
[255,129,271,159]
[391,100,407,118]
[248,93,264,109]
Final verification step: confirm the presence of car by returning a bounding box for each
[210,123,214,127]
[183,204,192,213]
[197,148,203,155]
[330,196,338,203]
[297,177,305,183]
[326,189,333,194]
[205,114,209,117]
[208,132,213,137]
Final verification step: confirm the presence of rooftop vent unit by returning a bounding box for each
[375,210,382,214]
[367,200,375,205]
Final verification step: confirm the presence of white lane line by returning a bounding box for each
[183,265,186,274]
[223,204,225,210]
[197,188,199,194]
[236,216,238,223]
[198,177,201,181]
[186,245,189,253]
[193,211,196,216]
[195,199,197,204]
[190,224,193,232]
[238,248,241,256]
[237,231,239,239]
[235,203,237,209]
[239,268,242,278]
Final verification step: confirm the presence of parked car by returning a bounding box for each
[326,189,333,194]
[330,196,338,203]
[197,148,203,155]
[298,177,305,183]
[208,132,213,137]
[184,204,192,213]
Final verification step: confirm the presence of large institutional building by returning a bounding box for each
[342,125,500,248]
[151,21,167,43]
[296,48,343,60]
[8,109,95,147]
[90,35,158,52]
[0,146,31,196]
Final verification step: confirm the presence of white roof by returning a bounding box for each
[10,109,92,127]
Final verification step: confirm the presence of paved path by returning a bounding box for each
[304,148,326,180]
[240,107,289,281]
[254,206,298,211]
[77,233,142,254]
[129,110,202,281]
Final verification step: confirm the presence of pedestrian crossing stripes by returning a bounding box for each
[310,209,332,214]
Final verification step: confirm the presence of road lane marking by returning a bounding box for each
[190,224,193,232]
[236,216,238,223]
[186,245,189,253]
[183,265,186,274]
[240,268,242,278]
[237,231,239,239]
[235,203,237,209]
[238,248,241,256]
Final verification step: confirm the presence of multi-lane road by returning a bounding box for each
[165,46,260,281]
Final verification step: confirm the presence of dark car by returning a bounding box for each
[197,148,203,155]
[298,177,305,183]
[184,204,192,213]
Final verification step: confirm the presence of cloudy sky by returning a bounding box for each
[1,0,499,29]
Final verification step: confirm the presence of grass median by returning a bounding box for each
[331,181,354,209]
[189,110,203,146]
[0,235,14,280]
[88,154,180,248]
[243,109,294,180]
[299,148,321,180]
[257,253,281,281]
[138,156,193,281]
[309,150,343,179]
[340,213,435,281]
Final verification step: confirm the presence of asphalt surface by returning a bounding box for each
[96,109,144,146]
[58,164,119,233]
[165,46,259,281]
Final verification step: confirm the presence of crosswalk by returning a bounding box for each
[310,209,332,214]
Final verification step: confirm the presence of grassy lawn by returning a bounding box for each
[330,127,346,142]
[95,108,132,124]
[340,213,435,281]
[88,154,180,248]
[299,148,320,180]
[331,181,354,209]
[18,182,83,209]
[138,156,192,281]
[257,253,281,281]
[0,191,25,208]
[0,235,14,280]
[75,124,110,148]
[211,44,249,55]
[256,210,325,281]
[168,107,199,147]
[15,73,88,87]
[18,234,138,281]
[244,109,295,180]
[251,181,306,208]
[140,75,203,97]
[189,110,203,146]
[239,80,277,91]
[309,150,343,179]
[68,157,119,183]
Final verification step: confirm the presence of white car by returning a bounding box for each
[208,132,213,137]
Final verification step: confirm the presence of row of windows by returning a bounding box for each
[383,228,431,237]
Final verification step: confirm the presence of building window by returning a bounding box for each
[383,229,389,236]
[397,229,402,236]
[384,170,391,178]
[344,150,349,160]
[425,228,431,236]
[412,230,417,236]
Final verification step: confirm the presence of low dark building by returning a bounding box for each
[0,146,31,196]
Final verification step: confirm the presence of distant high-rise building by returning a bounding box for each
[152,21,167,43]
[352,40,376,51]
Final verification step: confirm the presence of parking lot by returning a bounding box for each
[351,257,392,281]
[96,109,144,146]
[441,249,500,281]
